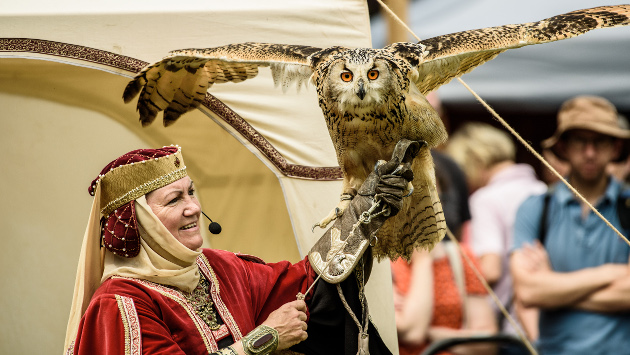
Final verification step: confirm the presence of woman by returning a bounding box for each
[64,145,412,355]
[446,122,546,348]
[392,242,498,355]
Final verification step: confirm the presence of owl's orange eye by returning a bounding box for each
[367,70,379,80]
[340,71,353,82]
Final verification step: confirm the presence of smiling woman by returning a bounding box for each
[65,146,313,355]
[146,177,204,251]
[64,144,414,355]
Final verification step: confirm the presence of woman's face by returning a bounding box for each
[145,176,203,251]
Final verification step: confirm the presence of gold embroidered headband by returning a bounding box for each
[88,145,188,258]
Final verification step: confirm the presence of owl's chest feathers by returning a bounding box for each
[324,103,408,174]
[325,98,407,140]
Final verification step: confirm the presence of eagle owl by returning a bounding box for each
[123,5,629,261]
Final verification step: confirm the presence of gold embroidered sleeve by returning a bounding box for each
[115,295,142,355]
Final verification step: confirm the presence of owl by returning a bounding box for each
[123,5,630,261]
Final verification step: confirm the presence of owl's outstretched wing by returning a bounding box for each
[386,5,630,95]
[122,42,346,126]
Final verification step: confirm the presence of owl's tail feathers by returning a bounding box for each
[411,146,447,252]
[372,146,446,261]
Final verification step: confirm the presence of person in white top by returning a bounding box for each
[447,122,547,353]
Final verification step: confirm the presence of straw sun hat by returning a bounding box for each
[542,95,630,162]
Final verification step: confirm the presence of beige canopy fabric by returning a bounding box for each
[0,1,399,354]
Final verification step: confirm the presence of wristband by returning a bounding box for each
[241,325,279,355]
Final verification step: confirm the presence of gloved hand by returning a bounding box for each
[357,149,416,217]
[309,139,421,283]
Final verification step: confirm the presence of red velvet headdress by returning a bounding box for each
[88,145,187,257]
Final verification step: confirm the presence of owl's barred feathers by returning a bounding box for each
[123,5,630,260]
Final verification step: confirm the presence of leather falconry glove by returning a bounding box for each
[309,139,421,284]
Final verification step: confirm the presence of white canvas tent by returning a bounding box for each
[0,1,399,353]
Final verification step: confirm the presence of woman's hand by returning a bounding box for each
[395,249,434,345]
[261,300,308,350]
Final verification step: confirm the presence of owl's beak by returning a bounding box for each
[356,80,366,100]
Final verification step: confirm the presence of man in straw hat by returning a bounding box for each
[510,96,630,354]
[64,141,418,355]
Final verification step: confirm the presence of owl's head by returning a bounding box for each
[322,48,405,113]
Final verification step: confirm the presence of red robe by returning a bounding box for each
[69,248,317,355]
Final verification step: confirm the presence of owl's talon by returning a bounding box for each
[313,201,351,231]
[313,215,335,230]
[404,181,414,197]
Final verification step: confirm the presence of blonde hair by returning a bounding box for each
[446,122,515,187]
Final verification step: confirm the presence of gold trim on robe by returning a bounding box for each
[115,295,142,355]
[109,254,243,353]
[197,254,243,340]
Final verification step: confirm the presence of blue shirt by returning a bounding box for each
[513,178,630,355]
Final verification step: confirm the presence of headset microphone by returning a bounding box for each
[201,211,222,235]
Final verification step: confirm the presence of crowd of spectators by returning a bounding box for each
[392,94,630,355]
